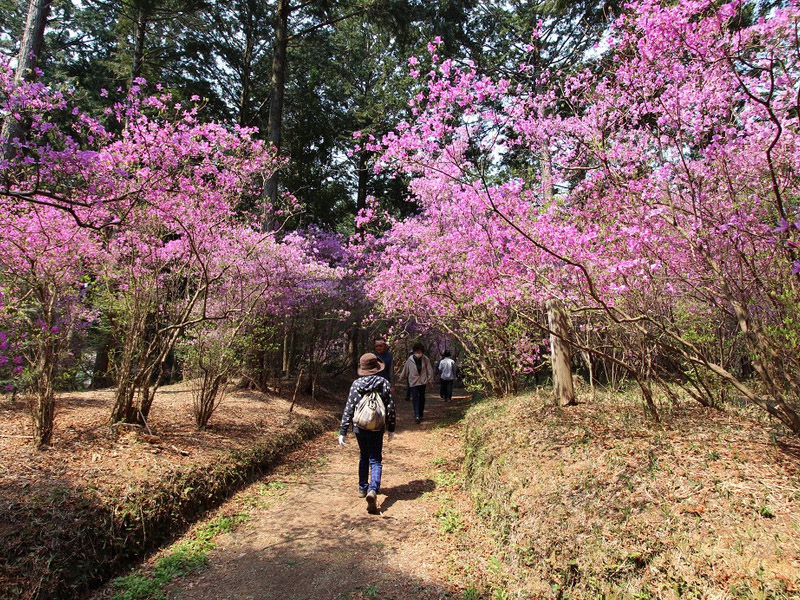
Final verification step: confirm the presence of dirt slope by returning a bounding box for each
[166,392,466,600]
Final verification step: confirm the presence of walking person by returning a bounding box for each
[373,337,393,384]
[438,350,456,402]
[339,353,396,514]
[398,343,434,424]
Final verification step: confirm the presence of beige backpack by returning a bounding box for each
[353,389,386,431]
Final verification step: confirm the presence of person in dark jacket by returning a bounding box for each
[339,353,396,514]
[373,337,393,384]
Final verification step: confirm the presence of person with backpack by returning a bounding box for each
[437,350,457,402]
[338,352,396,514]
[398,342,434,424]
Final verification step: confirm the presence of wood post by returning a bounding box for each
[547,298,575,406]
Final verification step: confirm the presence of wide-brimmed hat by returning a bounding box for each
[358,352,385,376]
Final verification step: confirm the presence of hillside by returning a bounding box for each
[442,392,800,599]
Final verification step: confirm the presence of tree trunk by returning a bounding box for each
[2,0,51,158]
[263,0,290,212]
[547,298,575,406]
[111,378,137,423]
[581,350,595,401]
[138,380,156,423]
[540,140,554,204]
[110,322,143,424]
[282,325,292,375]
[356,148,371,214]
[238,11,255,126]
[131,6,148,84]
[14,0,50,81]
[91,333,116,389]
[31,338,56,447]
[347,325,360,373]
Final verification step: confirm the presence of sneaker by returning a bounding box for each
[357,489,367,498]
[415,417,421,424]
[366,489,379,514]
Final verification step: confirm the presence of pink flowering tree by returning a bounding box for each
[92,91,280,426]
[0,205,98,446]
[0,63,291,435]
[178,228,347,428]
[370,2,800,432]
[0,60,110,444]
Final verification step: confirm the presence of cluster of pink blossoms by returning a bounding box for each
[358,0,800,425]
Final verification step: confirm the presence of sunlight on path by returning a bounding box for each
[169,392,465,600]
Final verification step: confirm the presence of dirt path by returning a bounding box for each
[167,391,468,600]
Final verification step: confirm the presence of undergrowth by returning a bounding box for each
[453,389,800,600]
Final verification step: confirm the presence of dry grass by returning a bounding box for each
[0,380,323,502]
[0,380,337,599]
[440,389,800,600]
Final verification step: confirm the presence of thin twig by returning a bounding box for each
[289,367,306,414]
[138,410,153,436]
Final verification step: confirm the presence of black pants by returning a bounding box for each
[440,379,454,401]
[411,385,426,419]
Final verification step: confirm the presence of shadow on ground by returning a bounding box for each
[378,478,436,513]
[169,513,458,600]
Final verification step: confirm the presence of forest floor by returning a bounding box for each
[97,390,471,600]
[5,382,799,599]
[0,379,337,599]
[94,388,800,600]
[0,380,325,507]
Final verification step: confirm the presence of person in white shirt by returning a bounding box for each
[437,350,456,402]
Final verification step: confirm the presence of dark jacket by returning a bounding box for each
[375,350,393,383]
[339,375,395,436]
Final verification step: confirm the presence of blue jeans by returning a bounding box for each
[355,428,384,493]
[411,385,426,420]
[440,379,454,401]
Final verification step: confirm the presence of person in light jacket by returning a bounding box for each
[398,342,434,424]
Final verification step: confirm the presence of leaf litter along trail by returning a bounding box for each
[166,391,470,600]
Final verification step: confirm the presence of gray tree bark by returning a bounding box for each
[2,0,51,158]
[547,298,575,406]
[540,140,554,203]
[130,5,148,84]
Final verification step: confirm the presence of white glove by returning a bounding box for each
[387,432,395,442]
[338,434,346,446]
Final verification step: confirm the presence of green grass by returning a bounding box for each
[757,505,775,519]
[462,584,482,600]
[437,506,463,533]
[111,513,247,599]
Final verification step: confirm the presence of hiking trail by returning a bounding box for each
[166,391,469,600]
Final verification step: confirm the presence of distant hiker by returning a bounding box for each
[339,353,396,514]
[373,337,393,384]
[404,350,412,402]
[438,350,456,402]
[398,343,434,424]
